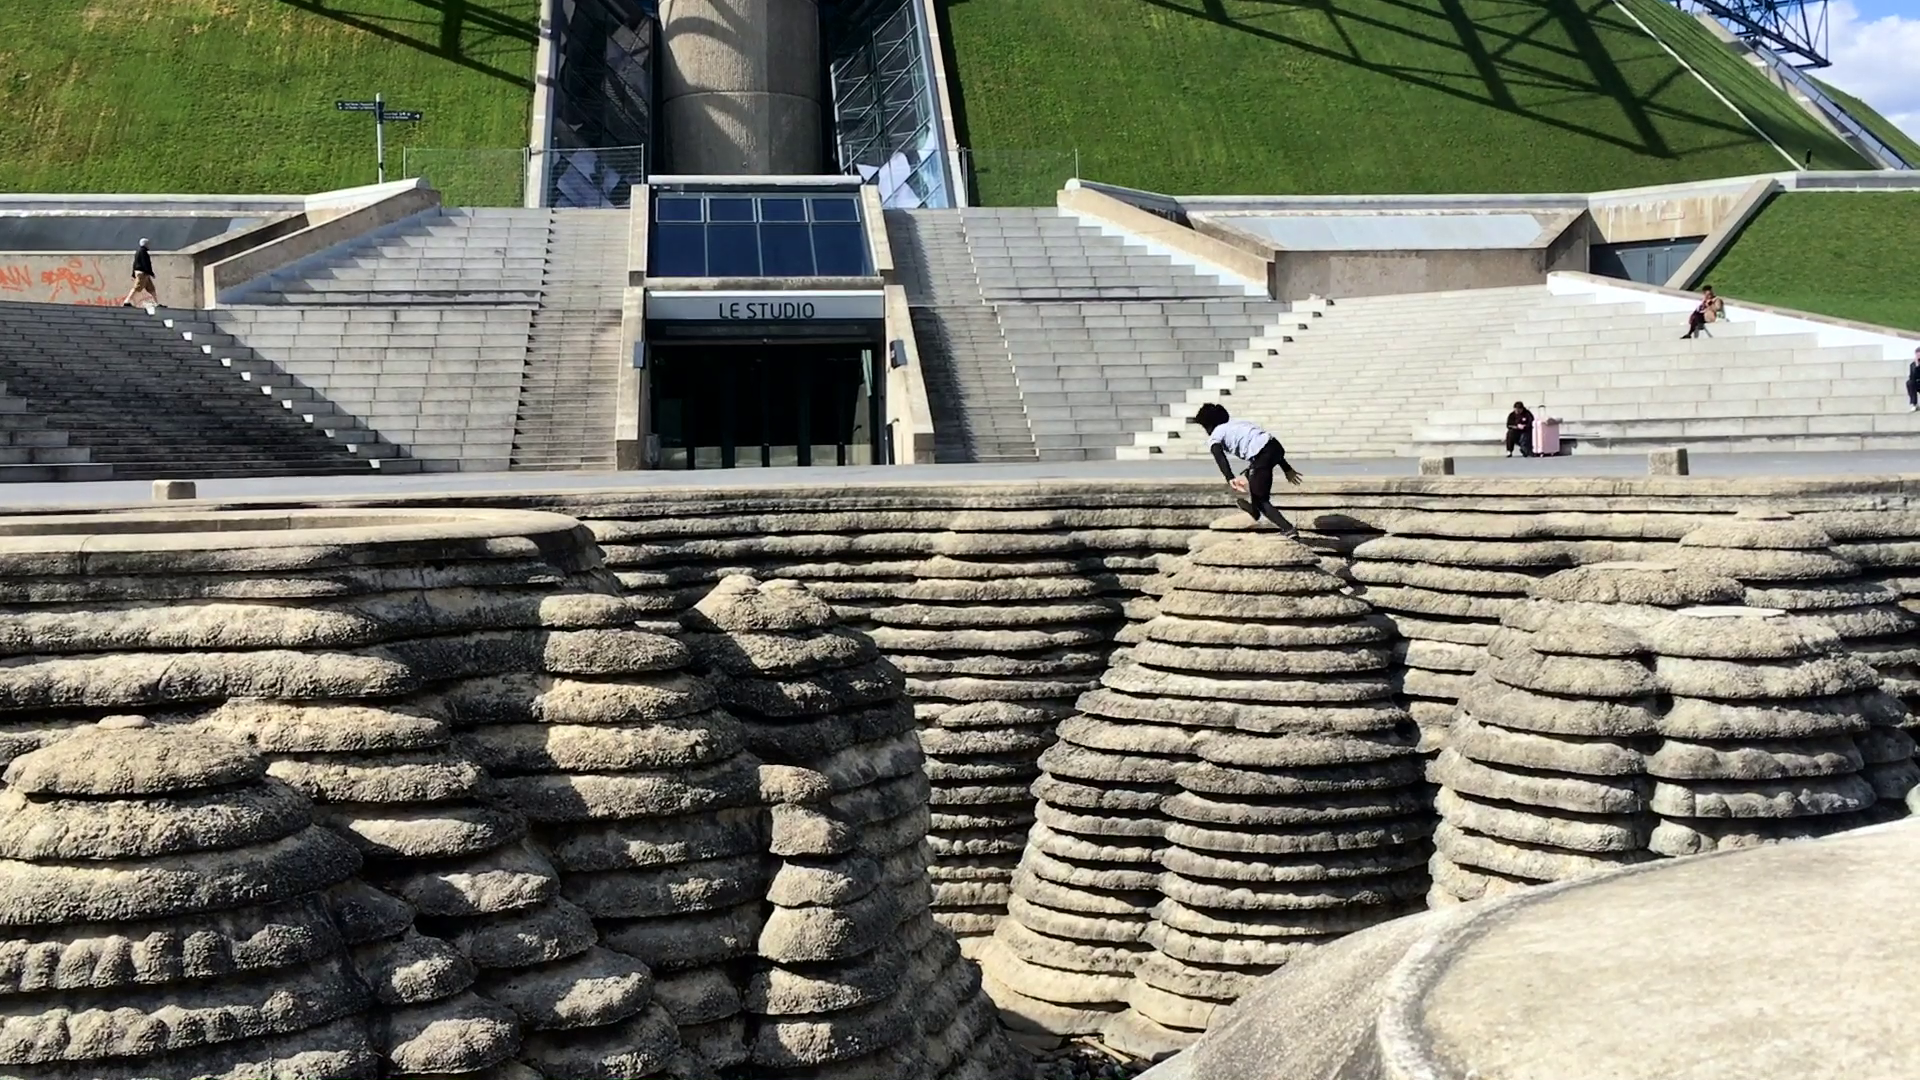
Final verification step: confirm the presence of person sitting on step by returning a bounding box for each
[1190,402,1304,536]
[1506,401,1536,458]
[1682,285,1723,340]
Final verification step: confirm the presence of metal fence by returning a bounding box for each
[535,145,648,208]
[401,145,650,208]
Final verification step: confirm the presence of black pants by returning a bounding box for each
[1244,439,1294,530]
[1908,380,1917,407]
[1506,428,1534,456]
[1684,311,1707,338]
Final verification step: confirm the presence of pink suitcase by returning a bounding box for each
[1533,418,1561,456]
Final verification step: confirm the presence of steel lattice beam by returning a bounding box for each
[1685,0,1830,68]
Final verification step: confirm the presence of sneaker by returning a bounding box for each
[1909,405,1917,413]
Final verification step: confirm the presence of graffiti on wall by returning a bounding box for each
[0,257,123,306]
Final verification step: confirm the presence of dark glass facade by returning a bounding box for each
[650,193,872,277]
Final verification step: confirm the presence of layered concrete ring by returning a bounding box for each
[0,507,599,577]
[1159,818,1920,1080]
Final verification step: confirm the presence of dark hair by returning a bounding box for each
[1513,401,1526,409]
[1192,403,1230,429]
[1702,284,1714,292]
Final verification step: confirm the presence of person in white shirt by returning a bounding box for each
[1192,403,1303,535]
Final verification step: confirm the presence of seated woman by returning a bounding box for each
[1505,401,1535,458]
[1683,285,1724,340]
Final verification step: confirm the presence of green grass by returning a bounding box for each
[1811,76,1920,168]
[1614,0,1866,170]
[0,0,537,200]
[942,0,1830,205]
[1703,192,1920,331]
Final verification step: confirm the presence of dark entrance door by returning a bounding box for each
[651,342,882,469]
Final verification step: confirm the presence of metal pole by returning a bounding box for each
[376,93,386,184]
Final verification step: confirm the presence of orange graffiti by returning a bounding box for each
[0,265,30,293]
[39,258,108,301]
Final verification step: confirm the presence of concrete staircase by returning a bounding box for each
[889,206,1286,462]
[886,209,1037,463]
[212,206,627,472]
[1001,298,1291,460]
[512,209,627,471]
[1122,285,1553,460]
[962,208,1255,301]
[212,305,531,471]
[225,208,549,305]
[1413,295,1920,454]
[0,380,106,482]
[0,303,382,479]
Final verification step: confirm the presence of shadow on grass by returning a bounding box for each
[1124,0,1762,161]
[272,0,537,88]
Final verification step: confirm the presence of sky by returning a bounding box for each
[1817,0,1920,141]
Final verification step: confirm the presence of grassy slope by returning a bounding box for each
[0,0,537,200]
[943,0,1805,205]
[1811,77,1920,167]
[1615,0,1866,170]
[1703,193,1920,332]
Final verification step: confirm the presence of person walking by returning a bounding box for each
[1906,347,1920,412]
[1505,401,1536,457]
[1190,403,1304,536]
[121,238,158,309]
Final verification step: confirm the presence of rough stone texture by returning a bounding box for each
[984,523,1433,1056]
[1670,514,1920,816]
[681,575,1018,1080]
[866,534,1124,945]
[1349,521,1566,751]
[1143,819,1920,1080]
[1434,551,1912,907]
[0,723,374,1075]
[0,508,723,1079]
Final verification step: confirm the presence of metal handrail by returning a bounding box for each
[1750,43,1912,170]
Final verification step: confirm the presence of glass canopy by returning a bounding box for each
[649,192,873,278]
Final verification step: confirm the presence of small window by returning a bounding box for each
[812,222,869,275]
[761,197,807,222]
[707,223,761,276]
[709,197,756,223]
[651,223,707,276]
[761,223,815,276]
[810,197,860,222]
[656,196,703,222]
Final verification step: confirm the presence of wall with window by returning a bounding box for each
[649,190,873,278]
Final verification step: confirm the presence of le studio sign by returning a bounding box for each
[645,290,885,323]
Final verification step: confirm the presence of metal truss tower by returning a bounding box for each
[1680,0,1830,68]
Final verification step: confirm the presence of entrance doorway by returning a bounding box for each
[650,342,882,469]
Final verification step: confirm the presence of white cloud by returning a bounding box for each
[1820,1,1920,143]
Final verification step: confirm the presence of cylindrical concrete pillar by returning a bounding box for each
[659,0,825,175]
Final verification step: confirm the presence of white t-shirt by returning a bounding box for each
[1206,420,1272,461]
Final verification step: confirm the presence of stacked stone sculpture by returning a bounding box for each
[680,574,1019,1080]
[431,609,756,1077]
[1433,560,1909,906]
[194,695,526,1077]
[866,528,1121,945]
[1672,511,1920,811]
[983,525,1428,1058]
[0,719,378,1080]
[1106,530,1423,1058]
[1350,520,1576,750]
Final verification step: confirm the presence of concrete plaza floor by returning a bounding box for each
[1,450,1918,511]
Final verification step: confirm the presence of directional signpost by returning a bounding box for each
[335,94,424,184]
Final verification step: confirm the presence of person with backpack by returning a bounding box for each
[1190,403,1304,536]
[120,238,158,309]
